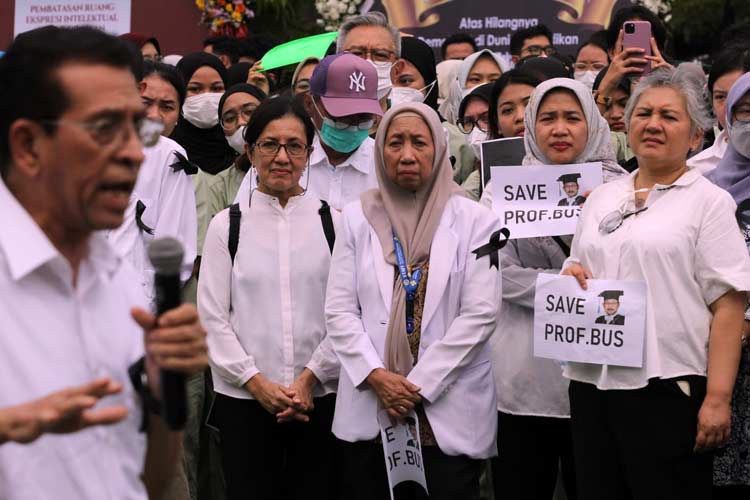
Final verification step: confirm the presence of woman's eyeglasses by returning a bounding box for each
[598,186,675,234]
[457,114,489,134]
[251,140,310,158]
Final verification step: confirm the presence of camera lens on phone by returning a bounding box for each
[625,23,635,34]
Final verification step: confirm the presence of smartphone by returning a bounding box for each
[622,20,652,76]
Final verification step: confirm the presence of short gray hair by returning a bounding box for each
[336,11,401,58]
[624,63,714,135]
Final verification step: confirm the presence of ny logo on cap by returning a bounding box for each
[349,71,366,92]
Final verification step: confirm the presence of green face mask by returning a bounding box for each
[313,99,373,153]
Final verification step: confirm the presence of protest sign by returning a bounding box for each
[491,162,602,239]
[14,1,131,37]
[533,274,647,368]
[378,409,428,500]
[479,137,526,193]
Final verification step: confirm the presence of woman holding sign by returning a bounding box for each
[562,65,750,500]
[480,78,626,500]
[326,102,502,500]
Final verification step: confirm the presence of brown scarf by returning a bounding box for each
[361,102,464,376]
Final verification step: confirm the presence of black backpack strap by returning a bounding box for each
[551,236,571,258]
[318,200,335,254]
[228,203,242,265]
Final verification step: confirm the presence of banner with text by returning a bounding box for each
[365,0,634,60]
[378,409,428,500]
[14,1,132,37]
[491,162,602,239]
[533,274,647,367]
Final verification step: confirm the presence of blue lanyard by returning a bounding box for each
[393,233,422,335]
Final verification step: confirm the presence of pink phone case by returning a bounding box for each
[622,20,652,76]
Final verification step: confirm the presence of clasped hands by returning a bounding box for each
[245,368,319,424]
[367,368,422,419]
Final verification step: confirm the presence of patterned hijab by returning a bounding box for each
[523,77,626,181]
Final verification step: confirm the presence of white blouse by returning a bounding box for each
[198,191,340,400]
[564,167,750,389]
[686,129,728,175]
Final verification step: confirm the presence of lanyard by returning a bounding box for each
[393,233,422,335]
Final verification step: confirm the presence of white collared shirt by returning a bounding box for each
[687,129,729,175]
[564,167,750,389]
[233,135,377,211]
[0,180,148,499]
[198,191,340,400]
[105,136,197,305]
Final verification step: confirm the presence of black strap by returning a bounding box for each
[318,200,335,254]
[552,236,571,258]
[472,228,510,270]
[170,151,199,175]
[228,203,241,265]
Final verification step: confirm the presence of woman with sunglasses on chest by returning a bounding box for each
[562,65,750,500]
[197,94,340,500]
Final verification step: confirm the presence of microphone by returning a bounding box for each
[148,237,187,430]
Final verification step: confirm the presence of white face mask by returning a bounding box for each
[730,121,750,158]
[368,60,393,100]
[390,86,425,107]
[574,70,598,91]
[182,92,223,129]
[468,127,488,158]
[226,125,247,154]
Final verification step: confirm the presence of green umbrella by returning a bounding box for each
[259,32,338,72]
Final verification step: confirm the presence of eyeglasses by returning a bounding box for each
[252,140,310,158]
[598,186,675,234]
[294,80,311,93]
[345,47,396,64]
[523,45,556,57]
[733,104,750,123]
[221,104,258,129]
[42,115,164,148]
[573,62,607,72]
[457,114,489,134]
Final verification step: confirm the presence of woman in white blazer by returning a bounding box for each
[326,102,503,500]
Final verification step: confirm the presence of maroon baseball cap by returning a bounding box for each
[310,53,384,118]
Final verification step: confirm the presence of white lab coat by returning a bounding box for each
[326,195,502,459]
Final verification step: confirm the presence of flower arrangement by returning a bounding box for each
[196,0,256,37]
[315,0,363,31]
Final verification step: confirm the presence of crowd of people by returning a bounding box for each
[1,4,750,500]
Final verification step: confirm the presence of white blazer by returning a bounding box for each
[326,195,502,459]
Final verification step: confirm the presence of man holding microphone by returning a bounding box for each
[0,26,207,499]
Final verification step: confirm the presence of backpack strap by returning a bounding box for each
[551,236,571,258]
[228,203,242,265]
[318,200,335,254]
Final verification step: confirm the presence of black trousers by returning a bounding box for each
[491,411,577,500]
[569,378,713,500]
[213,392,337,500]
[338,439,481,500]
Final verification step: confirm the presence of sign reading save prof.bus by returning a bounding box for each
[533,274,647,368]
[491,162,602,239]
[14,1,132,37]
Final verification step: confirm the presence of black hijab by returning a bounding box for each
[217,83,268,173]
[170,52,235,175]
[400,37,439,112]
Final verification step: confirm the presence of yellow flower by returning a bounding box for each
[225,3,233,11]
[232,10,242,21]
[195,0,205,8]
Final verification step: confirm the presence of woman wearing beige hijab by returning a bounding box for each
[326,102,503,500]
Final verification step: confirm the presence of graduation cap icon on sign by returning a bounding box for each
[557,173,581,184]
[599,290,624,301]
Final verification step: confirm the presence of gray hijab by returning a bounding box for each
[523,77,627,182]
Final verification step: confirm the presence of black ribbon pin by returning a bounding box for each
[135,200,155,235]
[472,228,510,270]
[170,151,199,175]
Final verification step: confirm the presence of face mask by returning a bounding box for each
[226,125,246,154]
[182,92,223,129]
[390,87,425,107]
[468,127,488,158]
[574,70,598,91]
[730,121,750,158]
[312,99,373,153]
[368,60,393,100]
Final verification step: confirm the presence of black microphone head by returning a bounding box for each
[148,237,184,275]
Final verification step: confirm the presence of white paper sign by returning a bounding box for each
[533,274,647,368]
[378,409,428,500]
[491,162,603,239]
[14,0,132,37]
